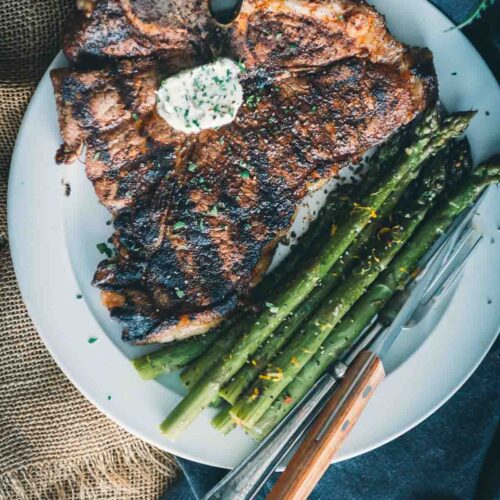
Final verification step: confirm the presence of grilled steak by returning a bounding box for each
[52,0,438,344]
[64,0,220,66]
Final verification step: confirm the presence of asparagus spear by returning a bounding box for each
[248,157,499,440]
[132,333,218,381]
[211,403,237,435]
[229,137,460,427]
[159,110,472,440]
[132,315,242,380]
[180,314,256,388]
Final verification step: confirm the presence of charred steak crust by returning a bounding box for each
[52,0,438,344]
[63,0,221,66]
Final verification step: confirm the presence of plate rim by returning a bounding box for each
[7,0,500,469]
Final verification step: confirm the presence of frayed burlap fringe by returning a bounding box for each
[1,0,178,498]
[0,441,177,500]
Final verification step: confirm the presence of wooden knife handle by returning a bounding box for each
[267,351,385,500]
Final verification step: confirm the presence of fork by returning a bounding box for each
[203,198,484,500]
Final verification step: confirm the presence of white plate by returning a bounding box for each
[8,0,500,469]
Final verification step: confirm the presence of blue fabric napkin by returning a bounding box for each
[163,2,500,498]
[164,341,499,499]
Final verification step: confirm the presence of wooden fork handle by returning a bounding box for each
[267,350,385,500]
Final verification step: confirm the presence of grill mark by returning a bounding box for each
[166,178,233,309]
[182,143,251,304]
[186,213,237,304]
[64,77,108,156]
[112,304,162,341]
[241,131,295,275]
[63,74,117,166]
[67,0,141,61]
[93,258,147,290]
[203,138,261,290]
[112,60,156,113]
[145,235,190,309]
[113,148,173,206]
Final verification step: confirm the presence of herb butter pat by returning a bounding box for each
[156,58,243,133]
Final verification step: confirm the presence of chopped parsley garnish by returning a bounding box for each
[240,169,250,179]
[175,288,185,299]
[88,337,98,344]
[96,242,113,258]
[93,152,101,161]
[173,221,186,231]
[208,205,219,216]
[131,112,139,121]
[76,294,82,299]
[289,42,298,50]
[188,162,198,172]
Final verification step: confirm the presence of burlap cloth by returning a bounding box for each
[0,1,177,498]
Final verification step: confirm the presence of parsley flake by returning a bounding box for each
[96,242,113,259]
[173,221,186,231]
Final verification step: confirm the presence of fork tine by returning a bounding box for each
[421,227,480,304]
[442,186,488,251]
[418,188,488,303]
[435,234,483,297]
[405,230,483,328]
